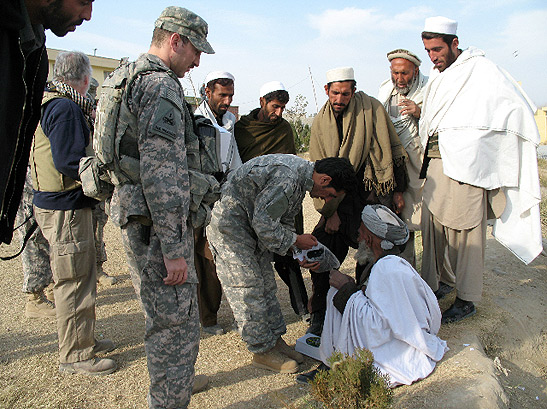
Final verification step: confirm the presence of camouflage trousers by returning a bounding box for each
[207,226,286,354]
[92,202,108,272]
[120,221,199,409]
[15,175,52,294]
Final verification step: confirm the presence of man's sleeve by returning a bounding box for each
[131,74,190,259]
[251,177,298,255]
[332,281,361,314]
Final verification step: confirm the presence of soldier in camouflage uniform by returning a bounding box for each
[206,154,356,373]
[16,168,54,318]
[101,7,214,408]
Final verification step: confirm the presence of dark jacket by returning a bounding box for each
[0,0,49,243]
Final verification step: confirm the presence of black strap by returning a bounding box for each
[0,214,39,261]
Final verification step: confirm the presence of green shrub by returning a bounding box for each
[308,348,393,408]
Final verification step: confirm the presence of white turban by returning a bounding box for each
[423,16,458,35]
[259,81,286,98]
[361,205,409,250]
[203,71,235,86]
[326,67,354,84]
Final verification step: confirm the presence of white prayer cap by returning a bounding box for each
[326,67,354,84]
[204,71,235,86]
[361,205,409,250]
[423,16,458,35]
[259,81,286,98]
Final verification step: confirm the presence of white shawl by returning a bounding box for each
[320,256,448,387]
[197,100,242,173]
[419,47,542,264]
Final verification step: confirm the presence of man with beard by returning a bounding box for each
[307,67,408,335]
[0,0,93,245]
[419,17,542,323]
[377,49,429,266]
[194,71,241,335]
[234,81,310,320]
[296,205,448,387]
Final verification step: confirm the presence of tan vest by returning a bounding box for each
[30,91,92,192]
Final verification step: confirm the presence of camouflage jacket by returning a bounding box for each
[215,154,314,255]
[108,53,190,260]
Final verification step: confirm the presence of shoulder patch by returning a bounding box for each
[266,194,289,220]
[151,97,183,142]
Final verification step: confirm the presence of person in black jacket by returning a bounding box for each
[0,0,93,244]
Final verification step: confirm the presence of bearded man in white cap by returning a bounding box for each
[419,16,542,323]
[234,81,310,320]
[194,71,241,335]
[307,67,408,335]
[377,49,428,267]
[297,204,448,387]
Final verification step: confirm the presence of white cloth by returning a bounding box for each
[320,255,448,387]
[419,47,542,264]
[378,72,428,230]
[197,100,242,173]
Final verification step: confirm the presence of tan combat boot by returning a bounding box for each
[252,347,298,373]
[97,268,117,286]
[274,337,304,364]
[25,291,56,318]
[59,357,117,376]
[192,374,209,394]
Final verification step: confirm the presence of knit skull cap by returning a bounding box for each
[387,49,421,67]
[423,16,458,35]
[259,81,286,98]
[326,67,354,84]
[155,6,215,54]
[204,71,235,86]
[361,204,409,250]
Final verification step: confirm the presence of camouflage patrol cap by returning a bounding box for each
[155,6,215,54]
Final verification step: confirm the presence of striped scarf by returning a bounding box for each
[50,79,94,131]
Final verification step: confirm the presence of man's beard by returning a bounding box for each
[393,74,417,96]
[43,0,83,37]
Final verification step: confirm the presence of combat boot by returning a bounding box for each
[252,348,298,373]
[192,374,209,394]
[274,337,304,364]
[25,291,56,318]
[97,268,117,286]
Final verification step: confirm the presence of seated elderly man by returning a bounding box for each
[297,205,448,387]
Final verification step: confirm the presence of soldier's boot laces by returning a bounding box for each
[25,290,56,318]
[252,348,298,373]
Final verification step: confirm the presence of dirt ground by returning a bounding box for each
[1,183,546,408]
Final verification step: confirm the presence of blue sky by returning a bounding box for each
[47,0,547,115]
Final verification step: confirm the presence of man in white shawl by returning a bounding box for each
[419,16,542,323]
[297,204,448,387]
[194,71,242,335]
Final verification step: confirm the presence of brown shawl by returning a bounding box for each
[310,91,405,194]
[234,108,296,163]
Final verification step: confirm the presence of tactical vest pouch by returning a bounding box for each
[79,156,113,201]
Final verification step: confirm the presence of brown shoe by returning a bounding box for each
[275,337,304,364]
[25,291,56,318]
[252,348,298,373]
[59,357,117,376]
[192,374,209,394]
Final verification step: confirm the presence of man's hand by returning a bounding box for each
[398,97,421,119]
[325,211,341,234]
[163,256,188,286]
[298,258,321,271]
[329,269,355,289]
[392,192,405,214]
[294,234,318,250]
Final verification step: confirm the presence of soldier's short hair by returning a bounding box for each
[263,90,289,104]
[151,27,190,48]
[314,157,357,193]
[53,51,92,89]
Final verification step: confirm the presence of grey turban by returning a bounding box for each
[361,204,409,250]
